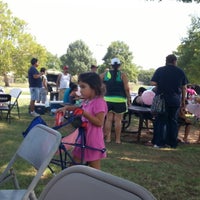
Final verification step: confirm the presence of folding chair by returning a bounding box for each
[9,88,22,119]
[0,124,62,200]
[39,165,157,200]
[0,94,12,123]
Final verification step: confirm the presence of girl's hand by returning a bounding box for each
[56,106,67,114]
[56,105,78,114]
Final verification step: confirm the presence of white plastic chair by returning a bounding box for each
[0,124,62,200]
[9,88,22,119]
[39,165,157,200]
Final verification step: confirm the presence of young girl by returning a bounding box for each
[56,72,108,169]
[38,67,48,104]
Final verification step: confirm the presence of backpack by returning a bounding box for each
[22,116,47,137]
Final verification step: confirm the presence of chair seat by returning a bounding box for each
[0,189,26,199]
[0,105,9,110]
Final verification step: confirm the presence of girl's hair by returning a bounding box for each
[78,72,104,96]
[69,83,78,94]
[40,67,46,73]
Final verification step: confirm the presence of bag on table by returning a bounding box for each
[151,94,165,114]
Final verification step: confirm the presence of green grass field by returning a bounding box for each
[0,84,200,199]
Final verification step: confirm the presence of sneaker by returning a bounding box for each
[153,144,160,148]
[30,111,40,117]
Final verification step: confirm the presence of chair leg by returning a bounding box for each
[0,111,2,120]
[6,111,11,123]
[17,105,20,119]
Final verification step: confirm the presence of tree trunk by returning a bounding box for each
[3,73,10,87]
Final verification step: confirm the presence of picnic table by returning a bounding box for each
[122,105,153,142]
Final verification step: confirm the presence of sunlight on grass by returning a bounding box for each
[0,84,200,200]
[120,157,152,162]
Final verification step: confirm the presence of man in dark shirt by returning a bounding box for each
[28,58,42,117]
[151,54,188,148]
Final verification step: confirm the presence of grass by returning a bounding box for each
[0,85,200,199]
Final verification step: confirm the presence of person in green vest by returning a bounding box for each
[100,58,131,144]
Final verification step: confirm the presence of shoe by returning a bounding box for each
[153,144,166,148]
[144,141,153,146]
[30,111,40,117]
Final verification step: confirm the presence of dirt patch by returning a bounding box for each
[121,123,200,144]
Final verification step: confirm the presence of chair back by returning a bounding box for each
[10,88,22,99]
[18,124,61,170]
[0,94,11,103]
[39,165,156,200]
[0,124,61,200]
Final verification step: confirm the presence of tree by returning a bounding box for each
[175,16,200,84]
[60,40,95,76]
[46,52,61,70]
[101,41,139,82]
[138,69,155,85]
[0,1,48,85]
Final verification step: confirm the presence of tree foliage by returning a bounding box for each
[0,1,57,82]
[138,68,155,85]
[46,52,61,70]
[60,40,95,76]
[101,41,138,82]
[175,16,200,84]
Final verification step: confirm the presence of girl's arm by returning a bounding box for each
[43,76,48,90]
[83,111,105,127]
[56,105,105,127]
[56,105,78,114]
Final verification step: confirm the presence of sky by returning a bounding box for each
[3,0,200,69]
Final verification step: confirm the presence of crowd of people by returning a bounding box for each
[27,54,200,169]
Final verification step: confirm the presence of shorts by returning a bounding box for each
[106,102,127,114]
[30,87,40,101]
[39,88,48,103]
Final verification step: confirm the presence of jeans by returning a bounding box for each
[152,106,179,148]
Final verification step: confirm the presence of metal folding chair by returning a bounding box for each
[0,94,12,123]
[9,88,22,119]
[39,165,157,200]
[0,124,61,200]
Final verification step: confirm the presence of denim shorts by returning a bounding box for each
[30,87,40,101]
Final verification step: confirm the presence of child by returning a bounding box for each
[56,72,108,169]
[38,67,48,104]
[132,87,146,106]
[68,83,79,104]
[178,106,192,143]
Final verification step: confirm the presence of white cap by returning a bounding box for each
[111,58,121,65]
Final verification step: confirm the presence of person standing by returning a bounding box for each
[56,72,107,169]
[151,54,188,148]
[28,58,42,117]
[100,58,131,144]
[56,65,71,100]
[38,67,48,104]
